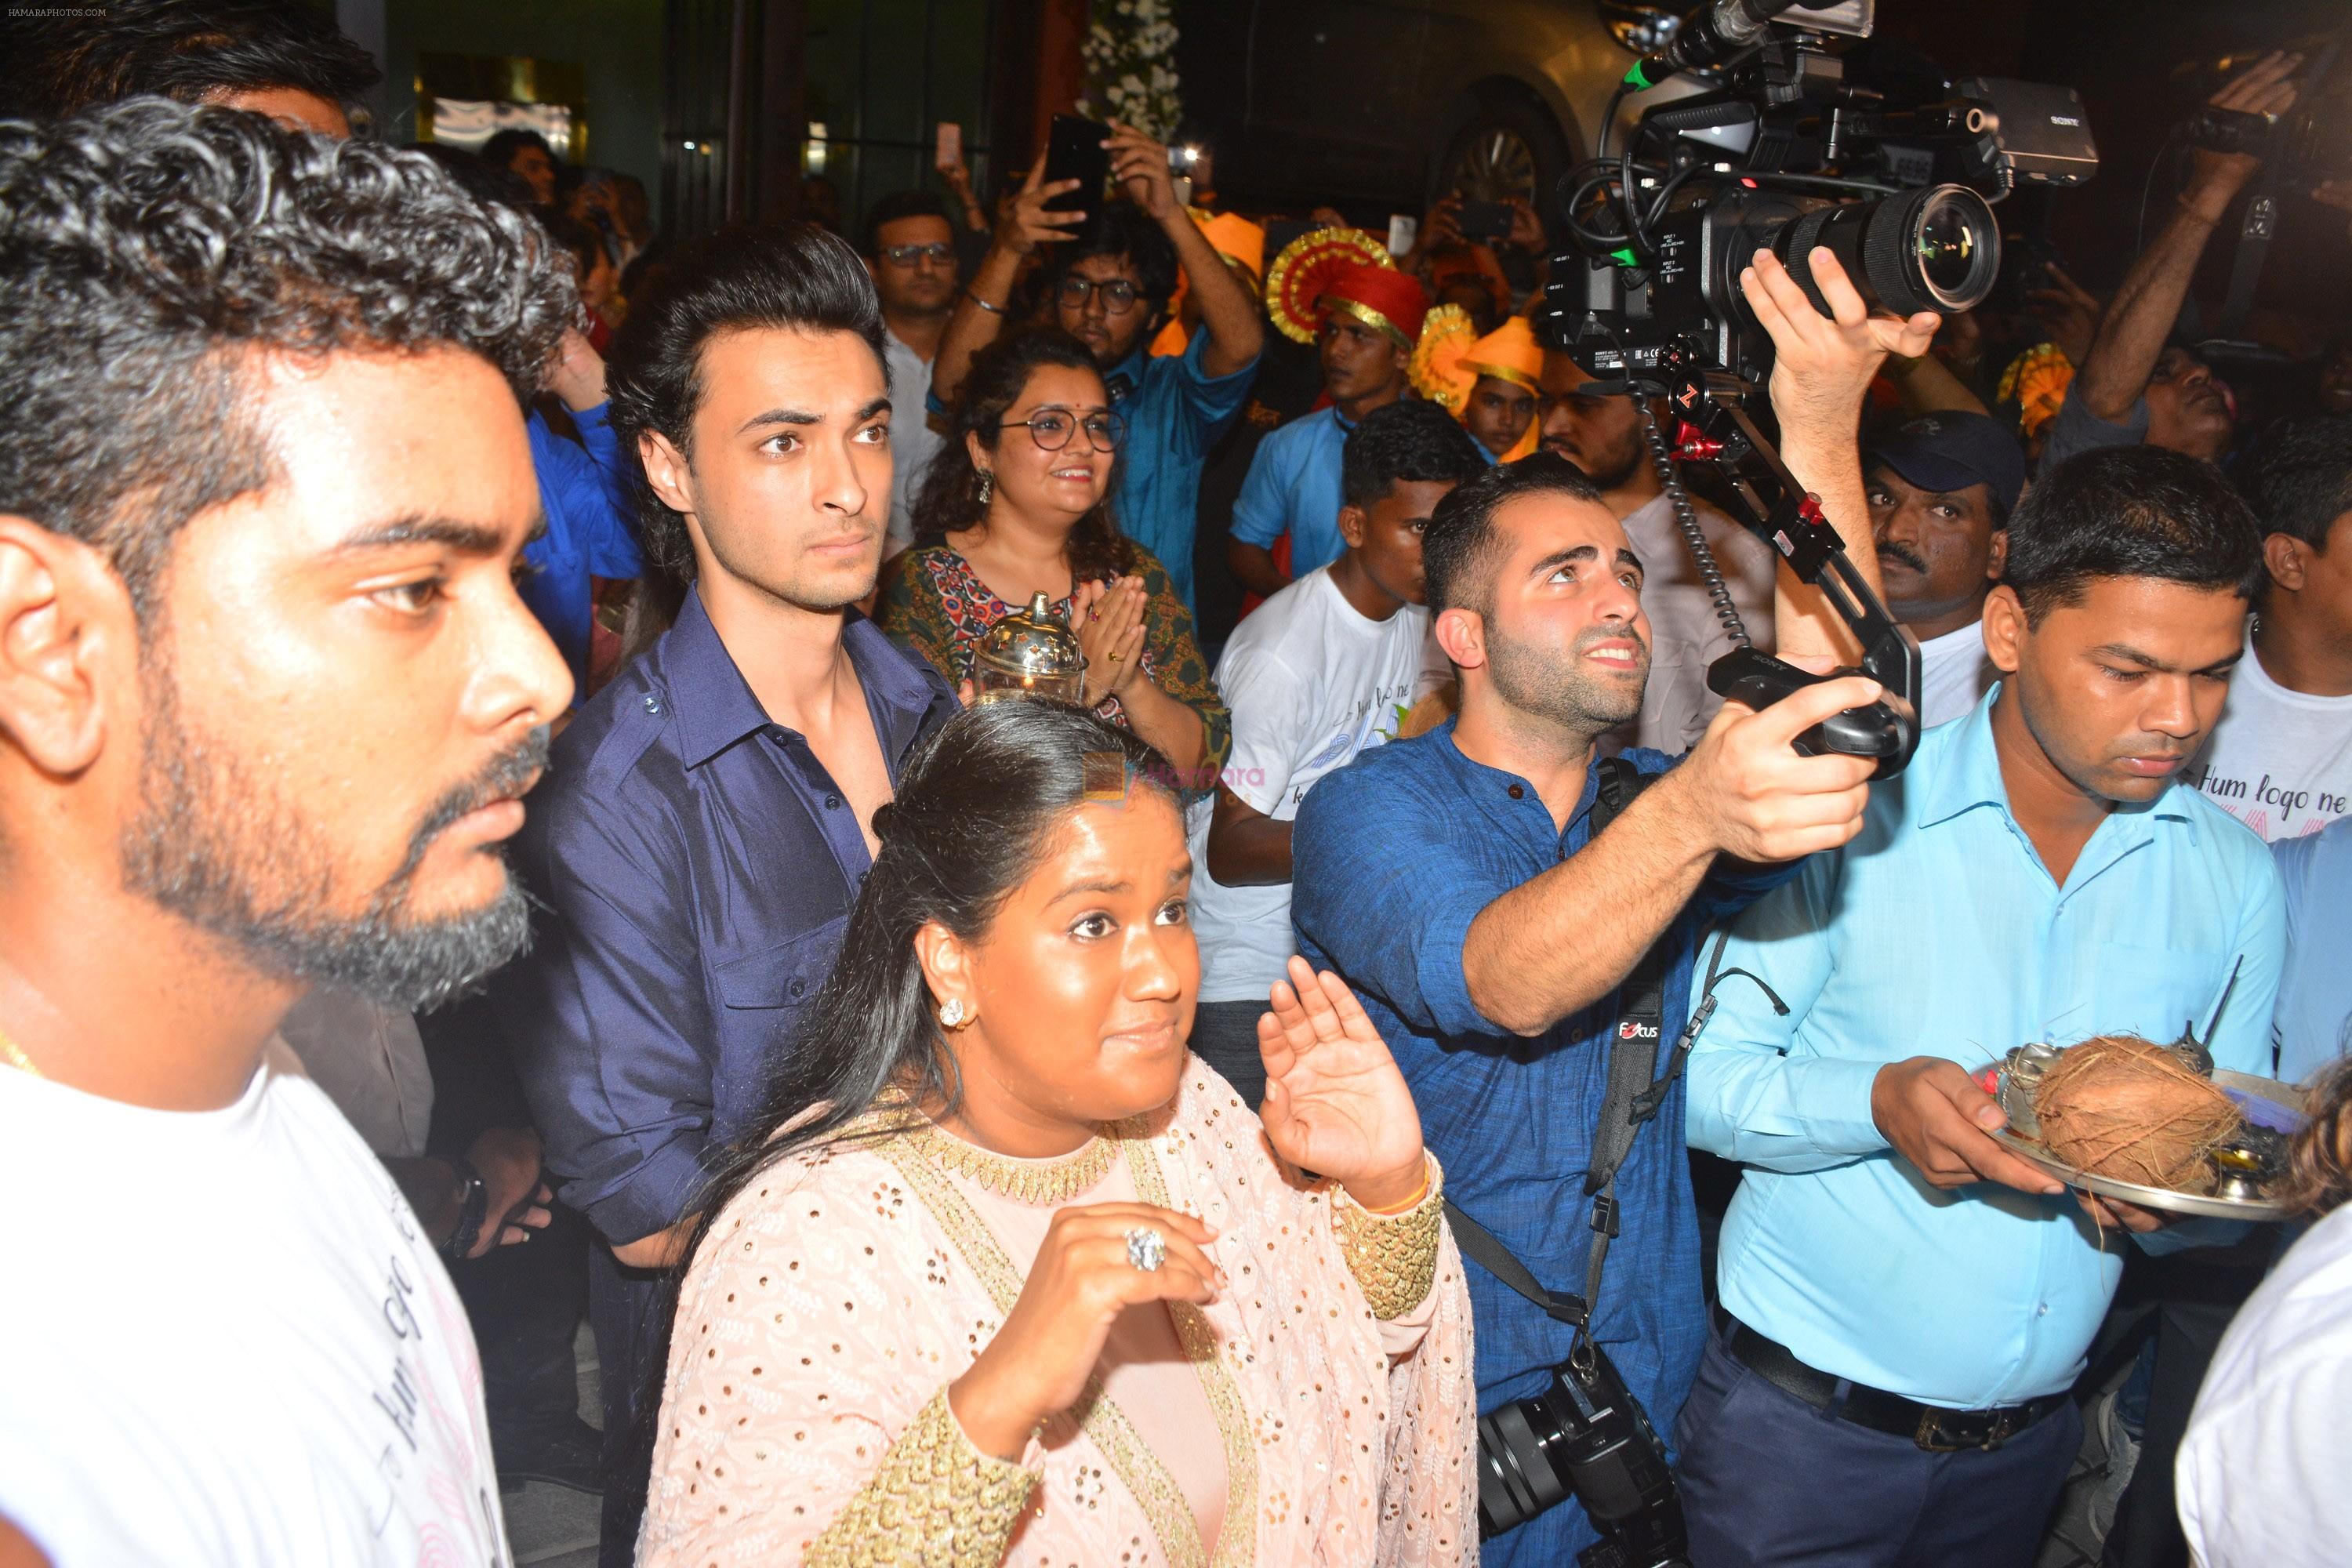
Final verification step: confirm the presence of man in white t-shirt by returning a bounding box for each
[0,104,575,1566]
[863,191,959,559]
[1187,400,1488,1105]
[1863,411,2027,728]
[2185,413,2352,843]
[1537,352,1778,753]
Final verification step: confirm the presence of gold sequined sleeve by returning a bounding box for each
[1331,1153,1446,1322]
[804,1385,1040,1568]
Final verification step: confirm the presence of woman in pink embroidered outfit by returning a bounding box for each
[640,702,1475,1567]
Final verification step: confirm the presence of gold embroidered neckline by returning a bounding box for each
[898,1116,1118,1206]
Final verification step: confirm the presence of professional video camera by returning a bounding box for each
[1543,0,2097,386]
[1529,0,2099,781]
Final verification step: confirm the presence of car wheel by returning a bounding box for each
[1432,89,1571,212]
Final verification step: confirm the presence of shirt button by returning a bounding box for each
[825,793,841,809]
[789,978,807,999]
[1506,784,1525,800]
[642,695,662,715]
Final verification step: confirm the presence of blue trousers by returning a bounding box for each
[1673,1326,2082,1568]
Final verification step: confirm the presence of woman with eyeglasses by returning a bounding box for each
[881,328,1229,782]
[635,701,1475,1566]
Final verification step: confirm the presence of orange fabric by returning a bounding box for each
[1459,315,1541,390]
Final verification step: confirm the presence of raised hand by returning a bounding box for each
[2187,52,2303,212]
[1742,246,1940,453]
[1000,155,1087,257]
[1257,956,1427,1212]
[948,1201,1223,1458]
[1105,121,1179,221]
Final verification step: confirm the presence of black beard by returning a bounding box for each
[1485,618,1650,739]
[118,659,546,1012]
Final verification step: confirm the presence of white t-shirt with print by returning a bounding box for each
[1190,567,1429,1004]
[2185,644,2352,844]
[2178,1203,2352,1568]
[0,1039,508,1567]
[1915,619,1998,731]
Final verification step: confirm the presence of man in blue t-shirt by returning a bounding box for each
[1227,260,1427,600]
[930,123,1261,614]
[1291,245,1939,1564]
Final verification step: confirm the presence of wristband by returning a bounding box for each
[969,291,1008,316]
[441,1158,488,1260]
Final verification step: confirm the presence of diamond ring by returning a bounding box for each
[1124,1226,1166,1272]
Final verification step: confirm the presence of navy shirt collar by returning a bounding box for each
[661,586,955,770]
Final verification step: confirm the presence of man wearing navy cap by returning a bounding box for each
[1866,411,2027,728]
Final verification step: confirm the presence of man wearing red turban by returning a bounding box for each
[1230,231,1432,602]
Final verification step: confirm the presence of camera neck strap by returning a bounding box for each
[1443,759,1732,1342]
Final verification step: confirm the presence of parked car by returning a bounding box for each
[1173,0,1698,218]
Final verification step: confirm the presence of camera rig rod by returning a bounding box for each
[1647,347,1924,776]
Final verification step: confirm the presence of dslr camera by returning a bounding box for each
[1540,0,2100,388]
[1478,1338,1687,1566]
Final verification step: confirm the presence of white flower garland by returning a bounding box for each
[1078,0,1181,142]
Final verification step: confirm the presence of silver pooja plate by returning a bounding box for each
[1987,1050,2307,1222]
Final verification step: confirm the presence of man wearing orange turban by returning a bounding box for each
[1457,316,1541,463]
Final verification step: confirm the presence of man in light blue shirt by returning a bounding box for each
[1227,263,1425,599]
[2275,815,2352,1084]
[1679,444,2285,1567]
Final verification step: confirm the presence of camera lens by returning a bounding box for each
[1766,183,2001,318]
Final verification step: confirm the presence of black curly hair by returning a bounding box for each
[1047,198,1179,314]
[0,0,382,122]
[603,220,886,582]
[910,327,1134,583]
[0,97,573,622]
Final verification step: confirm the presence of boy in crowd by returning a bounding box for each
[1458,315,1542,464]
[1188,401,1488,1105]
[1680,445,2283,1565]
[2184,413,2352,842]
[1864,410,2027,728]
[1227,260,1429,597]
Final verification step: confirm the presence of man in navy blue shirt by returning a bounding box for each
[428,222,955,1563]
[1290,245,1940,1564]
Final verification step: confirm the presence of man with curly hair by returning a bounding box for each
[0,100,573,1565]
[0,0,381,135]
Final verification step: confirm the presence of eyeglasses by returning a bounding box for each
[1000,410,1127,452]
[1056,275,1141,314]
[880,242,955,267]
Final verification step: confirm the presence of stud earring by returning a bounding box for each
[938,996,970,1029]
[976,470,995,506]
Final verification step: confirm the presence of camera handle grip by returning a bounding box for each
[1705,647,1915,770]
[1646,358,1924,775]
